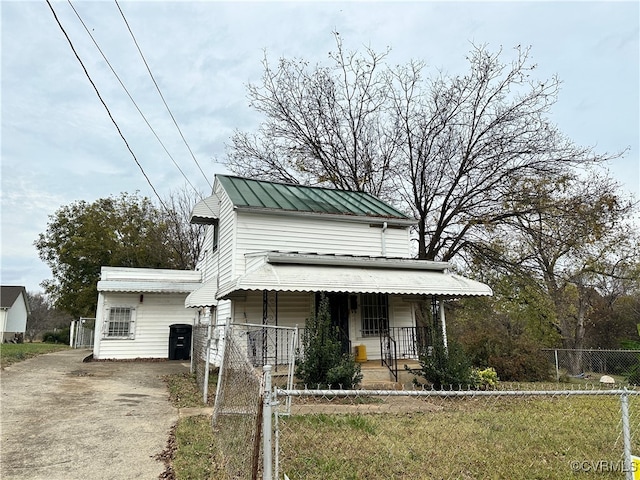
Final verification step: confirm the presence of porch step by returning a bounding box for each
[358,360,423,388]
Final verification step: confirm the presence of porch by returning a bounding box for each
[240,323,429,387]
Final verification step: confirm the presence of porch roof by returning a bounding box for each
[185,279,218,308]
[217,256,492,299]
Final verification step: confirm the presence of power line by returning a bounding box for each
[66,0,204,199]
[45,0,169,212]
[114,0,213,191]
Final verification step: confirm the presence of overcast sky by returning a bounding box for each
[2,0,638,295]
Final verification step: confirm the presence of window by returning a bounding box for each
[104,307,136,339]
[212,221,219,252]
[360,293,389,337]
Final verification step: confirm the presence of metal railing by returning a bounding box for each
[387,326,429,359]
[380,331,398,382]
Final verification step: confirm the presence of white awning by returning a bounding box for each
[217,263,492,299]
[185,279,219,308]
[97,281,199,294]
[190,195,220,224]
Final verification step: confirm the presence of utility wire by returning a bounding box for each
[46,0,169,211]
[114,0,213,191]
[67,0,203,199]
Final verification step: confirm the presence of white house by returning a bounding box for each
[0,286,29,342]
[185,175,492,369]
[92,267,201,360]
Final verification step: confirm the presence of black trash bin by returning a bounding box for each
[168,324,192,360]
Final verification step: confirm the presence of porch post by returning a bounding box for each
[438,300,448,354]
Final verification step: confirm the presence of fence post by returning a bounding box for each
[621,388,633,480]
[554,349,560,382]
[202,319,213,405]
[263,365,273,480]
[70,320,76,347]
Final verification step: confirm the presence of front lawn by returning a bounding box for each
[0,343,69,369]
[160,371,635,479]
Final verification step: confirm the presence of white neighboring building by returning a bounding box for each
[92,267,201,360]
[185,175,492,366]
[0,286,29,342]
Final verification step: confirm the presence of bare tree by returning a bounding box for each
[26,291,71,342]
[226,37,623,264]
[389,45,621,261]
[227,32,400,201]
[160,184,207,270]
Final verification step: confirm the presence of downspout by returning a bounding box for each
[381,222,388,256]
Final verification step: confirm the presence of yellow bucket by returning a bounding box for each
[354,345,367,363]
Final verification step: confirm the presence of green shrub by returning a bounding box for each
[42,327,70,344]
[416,340,475,390]
[621,341,640,385]
[627,365,640,386]
[296,295,362,388]
[471,367,499,389]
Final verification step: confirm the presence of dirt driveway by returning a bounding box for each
[1,349,189,480]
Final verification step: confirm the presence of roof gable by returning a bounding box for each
[1,286,29,313]
[216,175,410,220]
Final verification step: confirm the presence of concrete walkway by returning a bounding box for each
[1,349,189,480]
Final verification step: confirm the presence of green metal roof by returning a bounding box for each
[217,175,410,220]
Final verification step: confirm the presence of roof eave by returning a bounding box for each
[234,205,416,226]
[259,252,451,271]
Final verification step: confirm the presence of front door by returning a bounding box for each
[316,292,350,354]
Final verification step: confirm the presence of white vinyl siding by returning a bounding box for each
[94,293,195,360]
[4,293,28,335]
[233,212,411,277]
[216,186,236,287]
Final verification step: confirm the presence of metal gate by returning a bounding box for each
[71,318,95,349]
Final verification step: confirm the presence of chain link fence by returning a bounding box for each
[212,324,265,480]
[268,385,640,480]
[209,333,640,479]
[191,323,212,404]
[70,317,94,348]
[211,323,298,480]
[543,349,640,382]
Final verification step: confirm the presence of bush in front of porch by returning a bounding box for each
[413,340,477,390]
[296,295,363,388]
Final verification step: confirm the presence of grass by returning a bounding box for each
[161,376,640,480]
[0,342,69,369]
[161,372,223,480]
[169,415,223,480]
[164,372,210,408]
[279,395,628,479]
[160,373,635,479]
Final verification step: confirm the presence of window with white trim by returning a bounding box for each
[104,306,136,339]
[360,293,389,337]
